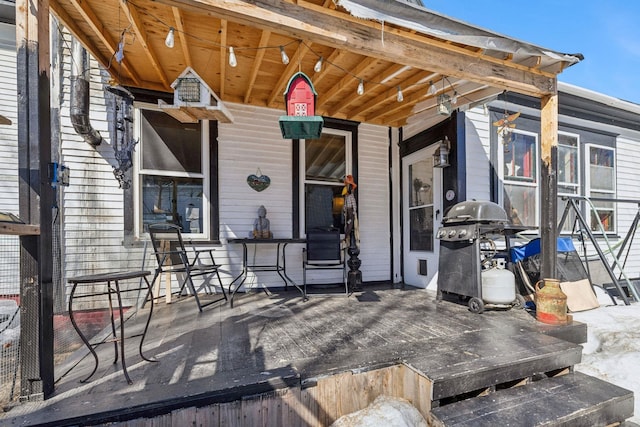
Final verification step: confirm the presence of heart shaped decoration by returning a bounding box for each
[247,174,271,192]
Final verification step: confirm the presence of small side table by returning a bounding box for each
[67,270,156,384]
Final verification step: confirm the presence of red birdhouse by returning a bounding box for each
[285,73,316,116]
[279,72,323,139]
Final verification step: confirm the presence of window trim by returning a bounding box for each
[497,128,539,227]
[299,127,352,237]
[585,142,616,234]
[132,102,218,242]
[292,118,359,239]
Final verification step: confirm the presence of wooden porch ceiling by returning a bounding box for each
[48,0,581,127]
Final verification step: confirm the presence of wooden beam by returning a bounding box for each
[66,0,141,85]
[159,0,557,97]
[172,7,193,68]
[345,68,428,119]
[244,30,271,103]
[219,19,228,98]
[119,0,171,89]
[317,56,376,108]
[540,90,559,280]
[49,1,114,77]
[267,42,310,108]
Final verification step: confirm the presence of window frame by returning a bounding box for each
[497,128,540,227]
[557,131,581,233]
[299,127,353,237]
[132,102,216,241]
[585,142,616,234]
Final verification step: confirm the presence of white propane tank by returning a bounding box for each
[481,262,516,304]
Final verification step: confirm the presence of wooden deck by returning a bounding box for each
[0,284,600,426]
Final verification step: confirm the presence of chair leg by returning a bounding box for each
[216,270,228,301]
[142,269,161,308]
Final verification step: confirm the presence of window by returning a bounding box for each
[557,132,580,232]
[135,107,211,238]
[301,129,351,235]
[586,144,616,233]
[500,130,538,227]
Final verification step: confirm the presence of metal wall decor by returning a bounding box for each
[247,168,271,192]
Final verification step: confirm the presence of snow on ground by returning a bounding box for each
[572,286,640,424]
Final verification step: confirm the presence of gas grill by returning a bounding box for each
[436,200,513,310]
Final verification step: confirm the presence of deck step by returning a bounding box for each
[429,371,634,427]
[406,330,583,405]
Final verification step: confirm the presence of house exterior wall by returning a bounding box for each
[462,91,640,289]
[463,107,492,201]
[0,22,19,296]
[217,103,392,288]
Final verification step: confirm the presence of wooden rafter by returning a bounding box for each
[119,0,170,89]
[172,7,192,68]
[50,1,113,74]
[67,0,141,85]
[163,0,556,96]
[346,69,432,120]
[267,42,311,107]
[244,30,271,103]
[219,19,228,98]
[318,56,376,110]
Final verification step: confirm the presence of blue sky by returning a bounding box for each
[425,1,640,104]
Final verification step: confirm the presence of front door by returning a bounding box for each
[402,146,442,289]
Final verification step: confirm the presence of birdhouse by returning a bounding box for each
[279,72,323,139]
[158,67,234,124]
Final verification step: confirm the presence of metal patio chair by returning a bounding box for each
[302,228,348,298]
[148,222,227,312]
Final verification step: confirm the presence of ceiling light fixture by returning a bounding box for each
[397,86,404,102]
[228,47,237,67]
[314,57,323,73]
[280,46,290,65]
[451,91,458,105]
[165,27,175,49]
[357,79,364,96]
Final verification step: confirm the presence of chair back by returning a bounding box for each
[148,223,186,266]
[306,229,341,262]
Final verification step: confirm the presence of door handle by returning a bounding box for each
[436,209,440,219]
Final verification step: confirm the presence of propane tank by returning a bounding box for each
[481,261,516,304]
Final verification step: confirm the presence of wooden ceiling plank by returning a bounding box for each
[119,0,171,89]
[67,0,141,85]
[172,7,193,68]
[345,68,428,119]
[50,2,114,75]
[311,48,344,87]
[317,56,376,108]
[244,30,271,103]
[266,42,311,108]
[163,0,557,97]
[219,19,228,98]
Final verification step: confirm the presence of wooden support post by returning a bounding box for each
[540,91,559,280]
[16,0,55,400]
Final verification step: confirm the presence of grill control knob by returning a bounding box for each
[458,229,467,238]
[437,230,446,238]
[448,229,457,237]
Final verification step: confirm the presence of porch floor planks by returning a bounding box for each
[429,371,635,427]
[1,285,587,426]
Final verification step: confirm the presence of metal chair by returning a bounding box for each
[148,222,227,311]
[302,229,347,298]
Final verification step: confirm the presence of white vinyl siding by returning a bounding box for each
[464,106,491,201]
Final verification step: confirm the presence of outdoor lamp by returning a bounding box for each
[433,136,451,168]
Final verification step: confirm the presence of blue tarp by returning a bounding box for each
[510,237,576,263]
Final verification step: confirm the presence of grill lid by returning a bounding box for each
[443,200,509,224]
